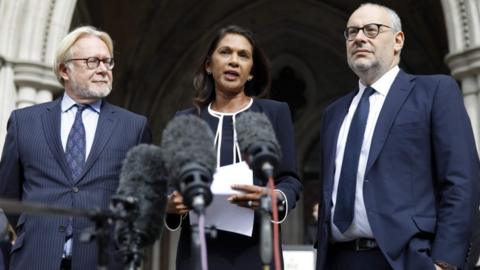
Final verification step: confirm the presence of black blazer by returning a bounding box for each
[170,98,303,270]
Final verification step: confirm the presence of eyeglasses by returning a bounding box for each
[65,57,115,70]
[344,23,392,41]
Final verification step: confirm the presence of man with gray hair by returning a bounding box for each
[316,3,479,270]
[0,26,151,269]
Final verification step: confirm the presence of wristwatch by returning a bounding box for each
[434,260,457,270]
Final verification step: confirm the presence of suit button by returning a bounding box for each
[72,187,79,193]
[364,179,369,183]
[59,225,66,232]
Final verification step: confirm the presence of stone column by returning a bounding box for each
[0,57,17,152]
[442,0,480,153]
[0,0,77,154]
[442,1,480,268]
[445,49,480,151]
[14,61,64,108]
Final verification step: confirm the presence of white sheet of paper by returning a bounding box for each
[190,161,254,236]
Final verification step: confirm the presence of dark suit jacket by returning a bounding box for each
[316,70,480,270]
[169,99,303,270]
[0,97,151,270]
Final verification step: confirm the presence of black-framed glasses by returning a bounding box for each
[344,23,392,41]
[65,57,114,70]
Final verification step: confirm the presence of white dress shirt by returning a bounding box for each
[331,66,400,242]
[61,93,101,160]
[60,93,102,257]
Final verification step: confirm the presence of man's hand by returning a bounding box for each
[434,261,457,270]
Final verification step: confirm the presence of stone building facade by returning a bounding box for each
[0,0,479,268]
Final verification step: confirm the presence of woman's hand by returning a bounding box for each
[228,184,266,209]
[166,191,190,215]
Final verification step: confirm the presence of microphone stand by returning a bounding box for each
[267,175,282,270]
[178,165,213,270]
[191,196,207,270]
[257,162,282,270]
[191,201,217,270]
[190,195,217,270]
[80,212,115,270]
[0,198,125,270]
[259,190,273,270]
[109,196,143,270]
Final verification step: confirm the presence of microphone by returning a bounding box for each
[161,115,216,214]
[235,111,282,181]
[235,111,284,268]
[110,144,168,266]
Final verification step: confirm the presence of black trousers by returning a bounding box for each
[60,257,72,270]
[327,244,392,270]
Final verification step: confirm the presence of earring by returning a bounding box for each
[207,71,212,75]
[248,76,253,81]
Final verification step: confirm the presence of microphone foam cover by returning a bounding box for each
[235,111,281,159]
[161,115,216,185]
[116,144,167,246]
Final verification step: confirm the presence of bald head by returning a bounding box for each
[345,3,404,85]
[350,3,402,33]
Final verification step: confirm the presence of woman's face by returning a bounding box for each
[206,33,254,95]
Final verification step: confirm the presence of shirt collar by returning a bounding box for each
[358,65,400,97]
[61,93,102,113]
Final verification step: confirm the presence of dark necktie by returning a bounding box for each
[63,104,88,258]
[334,87,375,233]
[65,104,87,180]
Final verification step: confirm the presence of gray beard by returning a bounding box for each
[72,80,112,99]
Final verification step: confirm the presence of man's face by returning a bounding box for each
[346,5,403,78]
[60,35,113,103]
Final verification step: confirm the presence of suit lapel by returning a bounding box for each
[366,70,415,173]
[75,101,118,183]
[41,98,73,181]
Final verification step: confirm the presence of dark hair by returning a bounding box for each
[193,25,271,109]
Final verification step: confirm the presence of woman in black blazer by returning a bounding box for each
[165,25,303,270]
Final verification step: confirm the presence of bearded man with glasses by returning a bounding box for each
[0,26,151,270]
[315,3,479,270]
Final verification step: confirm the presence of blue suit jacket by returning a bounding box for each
[0,98,151,270]
[316,70,480,269]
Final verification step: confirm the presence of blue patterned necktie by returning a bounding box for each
[65,104,87,180]
[334,86,375,233]
[63,104,88,258]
